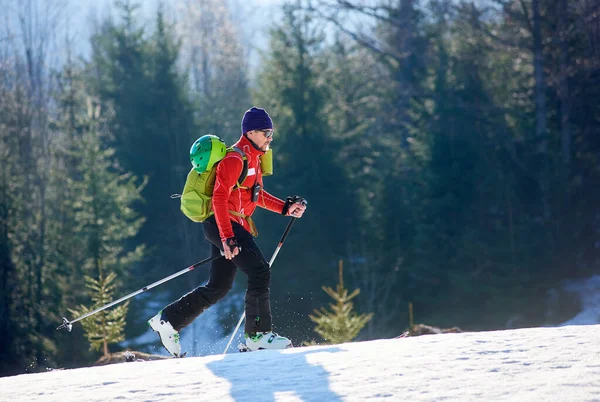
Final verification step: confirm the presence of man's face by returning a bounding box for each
[248,129,273,151]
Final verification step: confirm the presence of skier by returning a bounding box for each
[148,107,307,356]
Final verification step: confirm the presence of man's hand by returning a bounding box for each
[222,237,241,260]
[282,195,307,218]
[286,202,306,218]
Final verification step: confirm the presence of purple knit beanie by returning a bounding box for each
[241,107,273,134]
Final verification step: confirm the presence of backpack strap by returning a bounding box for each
[229,210,258,237]
[225,146,258,236]
[228,146,249,188]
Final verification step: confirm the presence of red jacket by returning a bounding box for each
[212,135,285,241]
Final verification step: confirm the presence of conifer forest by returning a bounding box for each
[1,0,599,376]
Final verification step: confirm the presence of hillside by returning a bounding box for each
[1,325,599,401]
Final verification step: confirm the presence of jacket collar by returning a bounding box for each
[235,134,265,158]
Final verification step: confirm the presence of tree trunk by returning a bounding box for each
[532,0,547,146]
[559,0,571,166]
[0,169,17,373]
[395,0,416,148]
[531,0,552,223]
[36,179,46,366]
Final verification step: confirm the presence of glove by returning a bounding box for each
[282,195,307,217]
[222,237,241,260]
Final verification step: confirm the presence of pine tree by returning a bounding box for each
[254,4,356,332]
[69,268,129,356]
[0,64,24,376]
[89,3,199,304]
[62,97,144,357]
[309,261,373,344]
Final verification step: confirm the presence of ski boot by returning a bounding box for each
[244,331,292,351]
[148,311,183,357]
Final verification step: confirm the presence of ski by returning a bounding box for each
[237,343,252,353]
[123,350,187,362]
[236,343,294,353]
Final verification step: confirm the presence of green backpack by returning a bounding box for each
[179,146,248,223]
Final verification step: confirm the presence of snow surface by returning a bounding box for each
[2,325,600,401]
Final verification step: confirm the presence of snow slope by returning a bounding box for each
[1,325,599,402]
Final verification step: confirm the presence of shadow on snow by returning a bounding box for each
[206,346,344,402]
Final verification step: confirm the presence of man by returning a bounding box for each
[148,107,307,356]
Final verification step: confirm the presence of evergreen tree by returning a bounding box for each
[50,53,146,364]
[254,2,356,338]
[70,102,145,283]
[320,35,406,338]
[88,2,199,320]
[48,54,95,367]
[309,260,373,344]
[0,85,21,374]
[308,0,430,336]
[146,5,199,269]
[0,52,42,374]
[59,96,144,357]
[69,269,129,356]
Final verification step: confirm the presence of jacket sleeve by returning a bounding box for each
[258,188,286,214]
[212,154,244,240]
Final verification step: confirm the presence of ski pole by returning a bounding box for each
[57,253,223,332]
[223,215,299,354]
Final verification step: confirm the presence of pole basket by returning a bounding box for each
[57,317,73,332]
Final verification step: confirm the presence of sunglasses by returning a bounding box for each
[258,129,274,138]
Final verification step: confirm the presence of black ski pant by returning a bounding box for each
[162,216,272,336]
